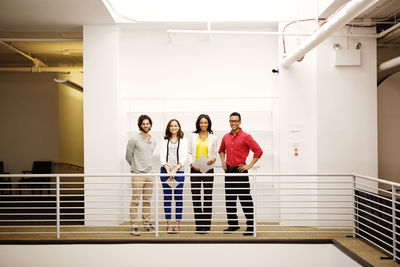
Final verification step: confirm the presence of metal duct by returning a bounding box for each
[281,0,378,68]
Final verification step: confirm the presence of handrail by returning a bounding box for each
[0,172,354,177]
[0,172,399,262]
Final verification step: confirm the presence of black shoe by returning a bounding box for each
[243,227,254,236]
[223,226,240,234]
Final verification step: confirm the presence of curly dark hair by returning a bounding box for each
[137,114,153,131]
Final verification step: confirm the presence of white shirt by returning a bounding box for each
[159,137,189,170]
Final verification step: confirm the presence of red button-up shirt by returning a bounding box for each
[218,128,263,166]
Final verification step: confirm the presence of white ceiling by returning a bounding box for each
[0,0,399,69]
[0,0,114,67]
[0,0,113,32]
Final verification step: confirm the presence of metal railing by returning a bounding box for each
[0,172,399,261]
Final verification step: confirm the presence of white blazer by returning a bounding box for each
[159,137,189,168]
[188,133,218,165]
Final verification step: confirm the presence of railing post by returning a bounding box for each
[392,185,397,262]
[155,175,159,238]
[56,176,60,239]
[352,175,357,238]
[253,174,257,238]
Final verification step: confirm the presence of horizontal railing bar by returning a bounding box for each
[0,206,352,212]
[355,227,394,252]
[0,220,57,222]
[355,194,393,210]
[0,195,57,198]
[0,201,58,204]
[0,173,355,178]
[354,188,394,204]
[355,199,393,217]
[356,220,394,241]
[0,181,354,186]
[256,230,352,233]
[0,225,62,228]
[0,230,353,235]
[355,207,394,226]
[0,232,57,234]
[354,173,400,188]
[0,225,354,230]
[354,182,395,196]
[251,212,352,215]
[355,215,394,233]
[279,188,353,190]
[355,231,394,256]
[0,205,350,209]
[10,230,352,235]
[0,198,354,203]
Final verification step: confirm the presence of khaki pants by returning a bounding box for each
[130,176,154,226]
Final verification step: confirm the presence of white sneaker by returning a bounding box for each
[144,223,155,232]
[131,227,140,236]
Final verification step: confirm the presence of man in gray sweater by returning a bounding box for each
[126,115,156,236]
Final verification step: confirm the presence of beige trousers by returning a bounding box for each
[130,176,154,226]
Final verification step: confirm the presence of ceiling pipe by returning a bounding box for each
[166,29,376,38]
[378,56,400,72]
[54,79,83,92]
[0,66,83,73]
[0,38,82,42]
[377,22,400,38]
[0,41,47,67]
[380,27,400,44]
[281,0,378,68]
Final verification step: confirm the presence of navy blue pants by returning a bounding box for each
[160,167,185,220]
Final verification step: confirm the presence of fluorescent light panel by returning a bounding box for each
[103,0,285,22]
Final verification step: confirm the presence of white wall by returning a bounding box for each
[84,21,378,227]
[316,27,377,176]
[278,21,319,226]
[277,22,377,226]
[83,25,123,225]
[84,24,279,225]
[0,72,59,175]
[58,72,84,167]
[84,25,120,173]
[315,26,377,226]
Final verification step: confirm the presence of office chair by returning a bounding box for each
[0,161,11,195]
[19,161,52,195]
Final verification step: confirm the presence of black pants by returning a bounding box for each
[225,165,254,227]
[190,168,214,230]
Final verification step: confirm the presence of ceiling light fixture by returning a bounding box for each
[333,43,341,50]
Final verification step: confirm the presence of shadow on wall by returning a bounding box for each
[378,71,400,188]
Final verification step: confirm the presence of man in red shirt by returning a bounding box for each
[219,112,263,236]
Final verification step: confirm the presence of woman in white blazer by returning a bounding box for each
[159,119,188,234]
[188,114,218,233]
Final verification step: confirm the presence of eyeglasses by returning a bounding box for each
[229,120,240,123]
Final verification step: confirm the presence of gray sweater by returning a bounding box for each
[125,133,156,173]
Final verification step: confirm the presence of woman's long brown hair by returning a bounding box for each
[164,119,184,140]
